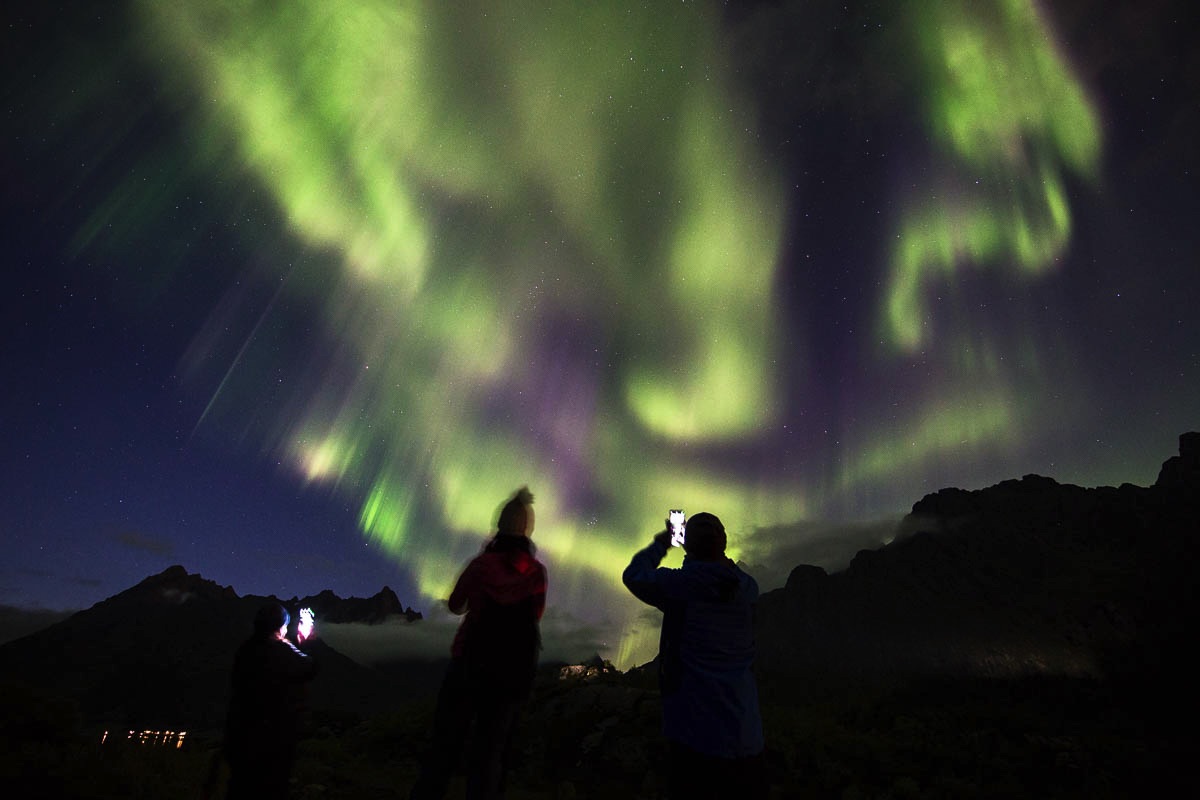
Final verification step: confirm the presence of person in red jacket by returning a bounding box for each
[410,486,547,800]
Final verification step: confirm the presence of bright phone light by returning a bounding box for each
[297,607,315,642]
[669,510,685,547]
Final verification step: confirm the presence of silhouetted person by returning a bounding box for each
[623,512,767,799]
[410,487,547,800]
[223,603,317,800]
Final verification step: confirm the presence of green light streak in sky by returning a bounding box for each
[845,391,1018,489]
[359,480,414,554]
[126,0,1106,667]
[883,0,1101,353]
[928,1,1099,173]
[145,0,434,295]
[135,1,794,661]
[628,89,783,439]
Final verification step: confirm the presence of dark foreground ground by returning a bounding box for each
[2,663,1193,800]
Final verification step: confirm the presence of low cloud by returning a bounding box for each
[318,602,622,668]
[738,517,903,591]
[538,605,622,663]
[318,609,457,665]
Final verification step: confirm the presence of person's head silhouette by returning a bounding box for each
[253,603,289,639]
[497,486,535,537]
[682,512,726,560]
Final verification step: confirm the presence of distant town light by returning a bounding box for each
[101,729,188,748]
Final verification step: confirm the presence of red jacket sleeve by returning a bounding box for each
[447,557,483,615]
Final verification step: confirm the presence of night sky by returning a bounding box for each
[2,0,1196,666]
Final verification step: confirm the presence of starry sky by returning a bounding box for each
[2,0,1196,665]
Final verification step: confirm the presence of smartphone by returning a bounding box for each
[297,607,315,642]
[668,509,685,547]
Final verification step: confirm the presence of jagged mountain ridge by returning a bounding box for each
[755,432,1200,692]
[99,565,422,625]
[3,433,1196,730]
[0,567,423,729]
[297,586,422,624]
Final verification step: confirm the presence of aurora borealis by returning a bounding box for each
[2,0,1196,666]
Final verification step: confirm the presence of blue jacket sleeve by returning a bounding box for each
[622,538,672,610]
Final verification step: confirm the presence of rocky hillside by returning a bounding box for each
[756,432,1200,693]
[297,587,422,624]
[0,566,421,729]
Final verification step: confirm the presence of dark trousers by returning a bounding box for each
[409,659,524,800]
[667,741,768,800]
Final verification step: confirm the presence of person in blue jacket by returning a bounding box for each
[622,511,767,799]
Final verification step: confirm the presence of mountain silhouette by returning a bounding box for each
[2,433,1196,737]
[0,567,421,730]
[755,432,1200,699]
[296,587,422,624]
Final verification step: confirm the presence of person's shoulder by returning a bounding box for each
[517,550,547,583]
[464,549,498,570]
[732,562,760,598]
[269,637,306,655]
[468,549,518,578]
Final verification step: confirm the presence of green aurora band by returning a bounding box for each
[126,0,1100,666]
[884,0,1100,353]
[844,0,1101,517]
